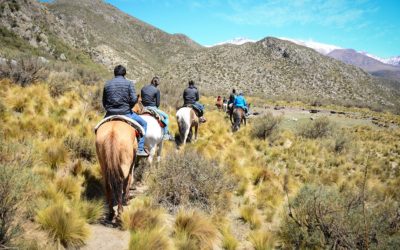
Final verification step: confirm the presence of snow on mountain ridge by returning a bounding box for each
[208,37,256,47]
[279,37,342,55]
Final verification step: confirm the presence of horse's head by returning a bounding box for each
[133,94,144,114]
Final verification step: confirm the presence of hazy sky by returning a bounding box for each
[104,0,400,58]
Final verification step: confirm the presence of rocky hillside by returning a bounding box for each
[1,0,399,110]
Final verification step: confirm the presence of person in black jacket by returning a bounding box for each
[102,65,148,157]
[183,80,206,123]
[141,76,172,140]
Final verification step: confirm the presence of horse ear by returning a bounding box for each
[137,94,141,101]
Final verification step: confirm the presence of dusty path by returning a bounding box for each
[83,184,148,249]
[83,224,130,250]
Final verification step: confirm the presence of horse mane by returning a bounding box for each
[103,130,124,200]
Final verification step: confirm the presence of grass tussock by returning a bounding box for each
[64,133,96,162]
[221,226,239,250]
[239,205,262,230]
[122,203,164,232]
[249,230,275,250]
[75,199,104,224]
[55,175,82,201]
[36,202,90,248]
[174,210,220,250]
[129,227,172,250]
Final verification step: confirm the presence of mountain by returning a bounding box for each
[279,38,342,55]
[0,0,399,110]
[327,49,400,81]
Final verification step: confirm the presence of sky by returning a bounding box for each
[86,1,400,58]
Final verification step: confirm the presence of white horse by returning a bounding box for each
[176,107,199,146]
[140,115,163,165]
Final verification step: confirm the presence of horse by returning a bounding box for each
[133,97,164,165]
[176,107,199,146]
[222,102,228,113]
[95,117,138,222]
[232,107,246,132]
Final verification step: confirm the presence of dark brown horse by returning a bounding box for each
[232,108,246,132]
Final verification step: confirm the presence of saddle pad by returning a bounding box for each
[142,107,167,127]
[94,115,145,137]
[142,107,162,121]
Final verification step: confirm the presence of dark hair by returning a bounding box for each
[114,65,126,77]
[232,88,236,93]
[151,76,160,85]
[188,80,195,86]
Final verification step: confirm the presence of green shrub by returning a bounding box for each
[297,116,335,139]
[279,184,400,249]
[251,112,282,140]
[0,163,35,247]
[148,150,234,212]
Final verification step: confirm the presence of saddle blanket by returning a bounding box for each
[94,115,145,137]
[142,107,166,127]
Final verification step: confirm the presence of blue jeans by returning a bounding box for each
[145,107,169,135]
[193,102,205,116]
[124,113,147,151]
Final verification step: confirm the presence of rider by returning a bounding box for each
[140,76,172,141]
[228,88,236,112]
[183,80,206,123]
[102,65,148,157]
[233,92,248,113]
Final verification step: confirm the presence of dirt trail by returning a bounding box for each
[83,184,148,249]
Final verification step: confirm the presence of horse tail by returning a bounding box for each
[103,130,124,203]
[178,115,187,143]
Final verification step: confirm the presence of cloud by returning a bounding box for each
[218,0,376,28]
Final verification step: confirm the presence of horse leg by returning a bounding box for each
[123,162,134,204]
[156,141,163,164]
[116,181,124,222]
[105,181,114,221]
[194,123,198,141]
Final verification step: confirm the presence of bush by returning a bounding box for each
[239,205,261,229]
[0,163,35,247]
[297,116,335,139]
[0,57,48,87]
[332,131,351,153]
[251,112,282,140]
[64,134,96,162]
[279,184,400,249]
[148,150,234,212]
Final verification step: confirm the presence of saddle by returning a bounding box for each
[183,104,203,117]
[94,115,145,138]
[142,107,167,128]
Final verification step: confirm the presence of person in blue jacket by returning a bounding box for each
[102,65,148,157]
[233,92,248,113]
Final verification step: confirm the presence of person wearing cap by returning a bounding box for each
[102,65,149,157]
[183,80,206,123]
[141,76,172,140]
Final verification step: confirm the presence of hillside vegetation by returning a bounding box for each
[1,74,400,248]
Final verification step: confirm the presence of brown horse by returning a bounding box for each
[232,107,246,132]
[96,100,143,222]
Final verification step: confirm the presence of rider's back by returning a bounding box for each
[183,86,199,105]
[103,76,136,116]
[141,84,160,107]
